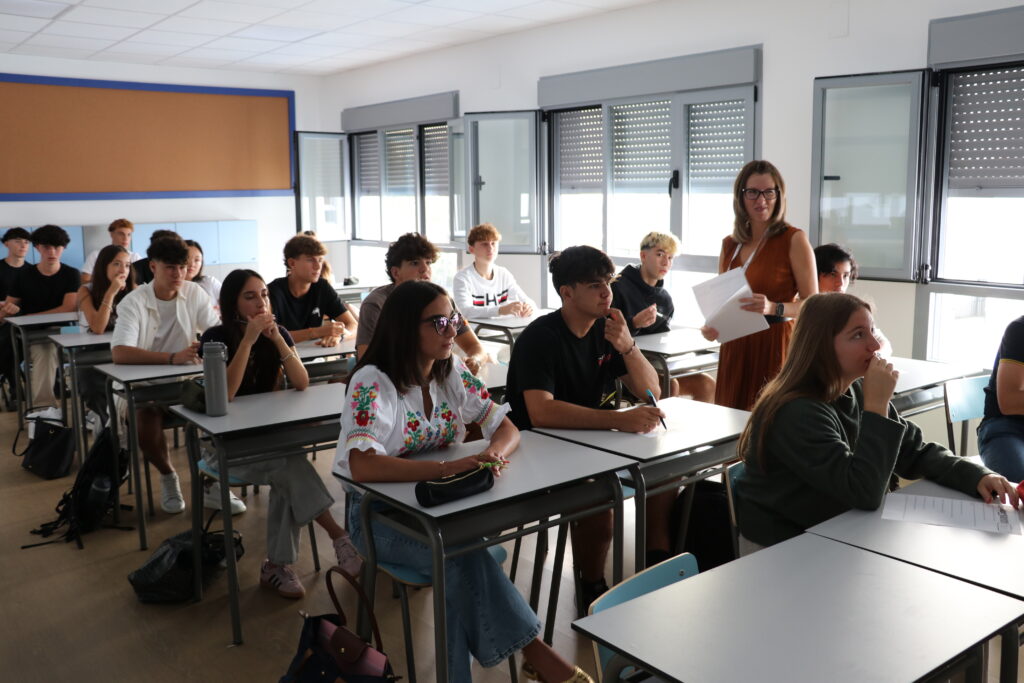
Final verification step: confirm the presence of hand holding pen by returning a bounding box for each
[645,389,668,430]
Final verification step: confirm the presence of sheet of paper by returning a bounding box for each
[882,493,1021,535]
[691,269,769,344]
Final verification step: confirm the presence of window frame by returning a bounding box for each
[293,130,349,240]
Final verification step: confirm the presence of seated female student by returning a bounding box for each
[733,293,1018,553]
[200,269,362,599]
[77,244,135,334]
[814,242,892,355]
[334,279,592,683]
[185,240,222,306]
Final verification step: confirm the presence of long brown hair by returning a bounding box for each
[730,159,789,243]
[738,293,873,470]
[89,244,136,311]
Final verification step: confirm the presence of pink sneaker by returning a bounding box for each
[260,560,305,599]
[333,533,364,577]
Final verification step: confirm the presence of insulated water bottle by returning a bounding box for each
[202,341,229,417]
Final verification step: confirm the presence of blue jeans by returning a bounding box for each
[978,417,1024,482]
[348,494,541,683]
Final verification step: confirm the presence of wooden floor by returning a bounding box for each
[0,405,1017,682]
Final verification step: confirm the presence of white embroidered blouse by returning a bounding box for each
[332,357,510,483]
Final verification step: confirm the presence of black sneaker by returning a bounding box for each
[577,577,609,616]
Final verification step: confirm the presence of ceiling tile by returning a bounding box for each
[341,18,424,38]
[11,43,99,58]
[235,51,311,66]
[60,5,165,28]
[300,0,412,19]
[428,0,537,10]
[384,4,479,26]
[499,1,593,21]
[230,24,319,41]
[90,49,166,64]
[0,13,50,31]
[202,35,286,52]
[0,27,31,43]
[172,45,256,61]
[0,0,68,20]
[367,37,436,55]
[112,40,190,55]
[564,0,650,7]
[262,9,363,31]
[81,0,194,13]
[125,29,211,47]
[179,1,284,24]
[149,15,249,37]
[304,31,382,48]
[24,31,113,49]
[271,41,348,58]
[409,25,490,44]
[42,19,138,40]
[452,14,534,33]
[222,0,309,8]
[160,54,236,67]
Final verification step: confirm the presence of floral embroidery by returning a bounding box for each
[460,370,490,400]
[399,401,459,456]
[349,382,379,430]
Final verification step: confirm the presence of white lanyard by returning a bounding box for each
[730,231,768,272]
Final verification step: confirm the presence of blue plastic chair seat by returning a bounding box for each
[196,458,249,487]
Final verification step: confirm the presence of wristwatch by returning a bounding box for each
[775,302,785,317]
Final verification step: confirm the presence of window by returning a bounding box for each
[421,123,451,244]
[352,133,382,241]
[295,132,348,241]
[550,87,755,268]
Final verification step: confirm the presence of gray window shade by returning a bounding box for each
[555,107,604,193]
[384,128,415,196]
[611,100,671,191]
[422,123,449,196]
[948,66,1024,190]
[688,98,749,192]
[355,133,380,196]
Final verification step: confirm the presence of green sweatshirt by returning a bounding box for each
[735,379,991,547]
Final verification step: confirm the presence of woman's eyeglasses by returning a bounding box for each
[423,312,463,335]
[741,188,779,201]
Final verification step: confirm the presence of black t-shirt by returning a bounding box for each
[133,258,153,285]
[267,277,349,332]
[10,264,81,315]
[611,264,674,335]
[0,260,27,301]
[199,324,295,397]
[984,315,1024,424]
[506,310,627,430]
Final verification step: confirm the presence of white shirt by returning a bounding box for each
[193,275,222,307]
[452,263,536,319]
[332,357,510,483]
[111,280,219,352]
[81,248,144,276]
[152,297,188,353]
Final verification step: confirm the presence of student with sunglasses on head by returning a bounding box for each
[701,160,818,410]
[335,279,592,683]
[814,243,891,355]
[197,269,361,599]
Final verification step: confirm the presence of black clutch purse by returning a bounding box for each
[414,464,494,508]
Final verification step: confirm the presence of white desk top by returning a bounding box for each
[6,312,79,328]
[891,356,983,396]
[573,533,1024,683]
[477,361,507,390]
[48,331,113,349]
[535,397,749,463]
[340,430,631,520]
[634,328,719,357]
[295,338,356,360]
[335,283,380,293]
[809,479,1024,600]
[169,382,347,437]
[95,361,202,383]
[467,310,553,330]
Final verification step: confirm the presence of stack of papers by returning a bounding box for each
[692,269,769,343]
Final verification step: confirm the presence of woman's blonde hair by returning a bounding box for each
[737,293,873,470]
[731,160,789,244]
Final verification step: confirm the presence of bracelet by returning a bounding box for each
[168,351,175,365]
[438,460,446,478]
[624,340,638,356]
[100,301,113,311]
[280,349,299,363]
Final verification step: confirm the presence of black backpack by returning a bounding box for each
[24,426,130,549]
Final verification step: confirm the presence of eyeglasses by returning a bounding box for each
[423,312,463,336]
[741,188,779,201]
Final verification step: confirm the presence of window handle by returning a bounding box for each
[668,169,679,196]
[823,175,841,181]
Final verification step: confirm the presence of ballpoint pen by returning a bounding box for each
[644,389,668,429]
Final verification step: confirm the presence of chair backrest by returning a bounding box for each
[943,374,990,455]
[725,461,746,556]
[589,552,699,681]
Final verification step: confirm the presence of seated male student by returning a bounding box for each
[611,231,715,402]
[267,234,356,345]
[452,222,536,319]
[0,225,81,410]
[506,245,669,606]
[814,243,892,355]
[111,236,234,515]
[357,232,489,374]
[131,229,181,286]
[0,228,30,393]
[81,218,143,284]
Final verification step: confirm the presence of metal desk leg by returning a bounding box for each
[528,521,548,611]
[543,522,569,644]
[999,623,1019,683]
[216,439,243,645]
[631,464,647,573]
[20,327,34,418]
[426,523,449,683]
[186,426,205,603]
[66,347,87,466]
[611,476,623,585]
[125,385,149,550]
[106,376,122,525]
[11,324,24,425]
[356,494,379,641]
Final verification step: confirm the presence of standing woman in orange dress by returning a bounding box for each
[702,160,818,410]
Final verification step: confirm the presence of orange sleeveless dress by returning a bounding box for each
[713,226,802,410]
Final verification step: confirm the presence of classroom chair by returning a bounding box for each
[943,375,990,456]
[588,552,699,682]
[724,461,744,558]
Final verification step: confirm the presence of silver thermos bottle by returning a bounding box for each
[202,341,229,417]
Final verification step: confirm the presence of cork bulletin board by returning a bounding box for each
[0,73,295,200]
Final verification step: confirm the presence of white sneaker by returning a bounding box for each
[159,472,186,514]
[203,482,246,515]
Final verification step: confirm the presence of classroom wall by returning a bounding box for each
[317,0,1022,341]
[0,52,324,281]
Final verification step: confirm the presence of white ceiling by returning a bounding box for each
[0,0,656,75]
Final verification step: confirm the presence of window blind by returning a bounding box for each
[688,98,749,192]
[948,66,1024,190]
[611,100,671,191]
[301,135,343,199]
[421,123,449,196]
[384,128,415,196]
[355,133,380,196]
[555,107,604,193]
